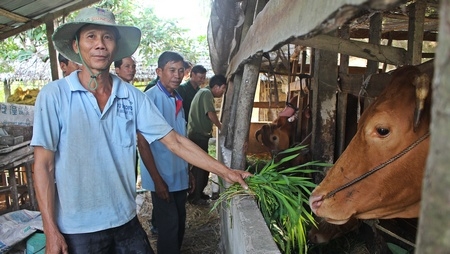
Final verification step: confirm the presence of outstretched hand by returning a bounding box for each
[223,169,252,190]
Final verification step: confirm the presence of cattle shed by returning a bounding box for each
[208,0,450,253]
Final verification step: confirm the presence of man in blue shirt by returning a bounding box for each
[31,7,250,254]
[138,51,192,254]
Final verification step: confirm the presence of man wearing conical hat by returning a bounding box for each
[31,7,251,253]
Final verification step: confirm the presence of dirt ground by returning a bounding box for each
[137,179,221,254]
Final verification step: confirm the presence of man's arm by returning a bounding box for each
[207,111,222,130]
[159,130,250,189]
[33,146,68,254]
[137,133,170,201]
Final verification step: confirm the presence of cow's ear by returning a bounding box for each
[276,117,288,127]
[412,73,430,132]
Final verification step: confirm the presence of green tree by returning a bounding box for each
[0,24,48,73]
[0,0,209,74]
[95,0,206,65]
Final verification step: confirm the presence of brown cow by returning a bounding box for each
[255,95,299,156]
[309,65,432,225]
[254,96,312,168]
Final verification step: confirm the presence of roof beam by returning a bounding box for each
[226,0,405,77]
[292,34,407,65]
[0,0,100,40]
[0,7,29,23]
[350,29,438,41]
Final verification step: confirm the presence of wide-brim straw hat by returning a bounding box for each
[52,7,141,64]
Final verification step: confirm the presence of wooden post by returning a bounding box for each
[230,55,262,170]
[366,12,382,74]
[46,20,59,81]
[3,79,10,102]
[311,47,338,182]
[364,12,382,111]
[224,74,242,149]
[8,167,19,211]
[336,25,350,158]
[407,0,426,65]
[301,49,307,73]
[382,33,393,72]
[416,1,450,252]
[25,162,37,211]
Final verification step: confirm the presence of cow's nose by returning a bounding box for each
[309,193,324,215]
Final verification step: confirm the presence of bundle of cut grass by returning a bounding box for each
[211,145,331,254]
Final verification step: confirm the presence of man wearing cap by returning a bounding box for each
[31,7,251,254]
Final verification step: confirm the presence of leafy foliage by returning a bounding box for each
[212,145,332,254]
[0,0,209,74]
[95,0,206,65]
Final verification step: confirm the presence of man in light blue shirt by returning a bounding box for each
[139,51,193,254]
[31,7,250,254]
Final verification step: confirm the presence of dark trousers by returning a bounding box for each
[189,135,210,201]
[151,189,187,254]
[63,216,154,254]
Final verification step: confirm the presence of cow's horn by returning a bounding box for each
[412,73,430,132]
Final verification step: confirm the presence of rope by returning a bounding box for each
[324,131,430,199]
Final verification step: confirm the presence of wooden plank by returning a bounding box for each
[0,145,33,167]
[231,54,262,170]
[224,74,241,149]
[338,73,386,98]
[338,59,435,98]
[0,154,34,170]
[336,25,350,157]
[292,34,407,65]
[350,29,438,41]
[311,48,338,181]
[407,0,427,65]
[364,13,382,111]
[0,140,31,154]
[252,101,285,109]
[366,13,382,74]
[0,7,29,23]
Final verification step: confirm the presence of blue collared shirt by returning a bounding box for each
[140,81,189,192]
[31,71,172,234]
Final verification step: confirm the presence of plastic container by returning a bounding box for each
[26,232,46,254]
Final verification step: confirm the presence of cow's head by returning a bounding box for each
[255,116,292,156]
[309,66,432,225]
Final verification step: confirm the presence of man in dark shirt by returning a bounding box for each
[176,65,207,118]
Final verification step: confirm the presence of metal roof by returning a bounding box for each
[0,0,100,40]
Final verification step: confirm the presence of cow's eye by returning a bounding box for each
[271,136,278,141]
[376,127,390,136]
